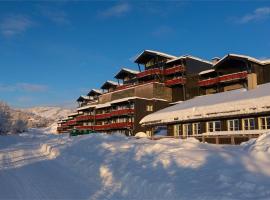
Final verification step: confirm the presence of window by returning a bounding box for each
[259,117,270,130]
[207,121,221,132]
[183,123,192,136]
[146,130,152,137]
[193,123,201,135]
[227,119,240,131]
[174,124,181,136]
[243,118,255,130]
[146,105,153,112]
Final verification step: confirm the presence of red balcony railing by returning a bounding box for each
[75,125,94,130]
[219,71,248,82]
[111,109,135,116]
[95,113,111,119]
[165,77,186,86]
[198,77,219,87]
[198,71,248,87]
[76,115,94,121]
[109,122,133,129]
[164,65,185,75]
[137,68,163,78]
[93,124,111,131]
[65,120,77,126]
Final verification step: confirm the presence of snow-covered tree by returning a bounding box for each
[0,101,12,134]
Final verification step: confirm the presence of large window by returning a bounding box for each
[193,123,201,135]
[207,121,221,132]
[183,123,193,136]
[228,119,240,131]
[259,117,270,130]
[243,118,255,130]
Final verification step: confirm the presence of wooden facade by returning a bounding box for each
[58,51,270,140]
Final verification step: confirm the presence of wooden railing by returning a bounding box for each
[165,77,186,86]
[76,115,94,121]
[110,108,135,116]
[137,68,163,78]
[164,65,185,75]
[198,71,248,87]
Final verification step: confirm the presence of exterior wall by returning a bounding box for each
[98,83,172,104]
[165,112,270,137]
[133,99,169,135]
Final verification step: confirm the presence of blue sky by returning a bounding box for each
[0,1,270,108]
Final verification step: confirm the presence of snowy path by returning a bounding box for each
[1,131,270,200]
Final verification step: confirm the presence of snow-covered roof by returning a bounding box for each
[199,69,216,76]
[114,68,139,79]
[76,95,92,102]
[214,54,266,67]
[140,82,270,125]
[134,50,176,63]
[166,55,213,65]
[87,89,103,96]
[68,112,79,117]
[76,104,96,111]
[101,80,119,89]
[95,102,111,109]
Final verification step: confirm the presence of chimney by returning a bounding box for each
[212,57,221,64]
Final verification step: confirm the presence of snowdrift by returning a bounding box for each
[1,131,270,199]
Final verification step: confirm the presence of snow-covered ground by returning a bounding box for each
[1,130,270,200]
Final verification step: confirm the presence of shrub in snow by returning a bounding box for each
[12,119,28,133]
[0,102,12,134]
[0,101,28,134]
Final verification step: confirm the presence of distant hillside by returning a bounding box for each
[18,107,73,131]
[22,107,72,121]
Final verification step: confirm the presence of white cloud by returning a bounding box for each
[0,15,33,37]
[98,3,131,18]
[0,83,48,93]
[237,7,270,23]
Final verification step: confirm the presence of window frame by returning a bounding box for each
[227,119,240,131]
[207,121,221,132]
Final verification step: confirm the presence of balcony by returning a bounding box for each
[111,108,135,116]
[76,115,94,122]
[75,125,94,130]
[164,65,185,75]
[165,77,186,86]
[137,68,163,79]
[219,71,248,83]
[198,77,219,87]
[198,71,248,87]
[110,122,133,129]
[66,120,77,126]
[95,113,111,119]
[93,124,111,131]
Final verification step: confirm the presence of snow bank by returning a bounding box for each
[1,131,270,199]
[135,132,148,138]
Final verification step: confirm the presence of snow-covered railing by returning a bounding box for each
[165,77,186,86]
[137,68,163,78]
[164,65,185,75]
